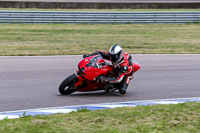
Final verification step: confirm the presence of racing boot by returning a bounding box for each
[118,77,128,95]
[119,88,126,95]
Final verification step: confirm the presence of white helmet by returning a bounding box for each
[108,44,123,64]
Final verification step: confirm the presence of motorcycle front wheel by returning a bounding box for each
[59,74,77,95]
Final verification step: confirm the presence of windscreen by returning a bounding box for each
[86,54,103,68]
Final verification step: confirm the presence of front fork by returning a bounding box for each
[74,72,86,88]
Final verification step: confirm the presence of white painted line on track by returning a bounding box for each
[31,109,77,113]
[0,115,20,120]
[1,97,200,120]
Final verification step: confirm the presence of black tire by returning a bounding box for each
[119,89,126,95]
[59,74,77,95]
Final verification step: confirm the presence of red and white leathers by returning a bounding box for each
[83,51,133,88]
[106,52,133,86]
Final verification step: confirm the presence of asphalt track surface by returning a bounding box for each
[0,0,199,3]
[0,54,200,112]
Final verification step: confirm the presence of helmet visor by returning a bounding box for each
[109,54,120,62]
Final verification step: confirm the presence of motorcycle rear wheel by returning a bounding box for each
[59,74,77,95]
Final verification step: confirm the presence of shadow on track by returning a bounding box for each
[57,90,128,97]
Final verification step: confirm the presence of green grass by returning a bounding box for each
[0,102,200,133]
[0,23,200,55]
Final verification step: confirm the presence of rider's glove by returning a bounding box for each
[83,54,89,58]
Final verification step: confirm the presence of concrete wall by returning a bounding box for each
[0,2,200,9]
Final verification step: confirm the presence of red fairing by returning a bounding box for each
[76,55,113,91]
[78,56,113,81]
[132,59,141,73]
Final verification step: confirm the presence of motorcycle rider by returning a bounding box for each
[83,44,133,94]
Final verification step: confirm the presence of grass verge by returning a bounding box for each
[0,23,200,55]
[0,102,200,133]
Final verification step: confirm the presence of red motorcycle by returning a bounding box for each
[59,54,140,95]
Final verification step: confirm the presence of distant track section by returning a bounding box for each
[0,11,200,24]
[0,0,200,9]
[0,0,200,3]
